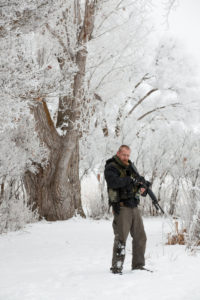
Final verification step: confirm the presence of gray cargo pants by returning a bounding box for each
[112,206,146,272]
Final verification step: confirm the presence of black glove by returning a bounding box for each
[140,180,151,197]
[112,202,120,215]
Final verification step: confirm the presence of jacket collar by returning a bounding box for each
[113,155,131,169]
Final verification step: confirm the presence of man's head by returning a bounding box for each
[117,145,131,165]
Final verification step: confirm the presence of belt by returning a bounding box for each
[119,201,138,208]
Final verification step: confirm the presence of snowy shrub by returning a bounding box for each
[178,183,200,249]
[0,182,39,234]
[81,173,109,219]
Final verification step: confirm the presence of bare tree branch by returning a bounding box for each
[127,88,158,117]
[134,73,150,89]
[137,102,181,121]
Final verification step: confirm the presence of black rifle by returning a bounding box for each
[130,163,165,214]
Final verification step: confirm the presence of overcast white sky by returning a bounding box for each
[151,0,200,129]
[168,0,200,63]
[168,0,200,128]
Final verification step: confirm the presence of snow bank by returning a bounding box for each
[0,217,200,300]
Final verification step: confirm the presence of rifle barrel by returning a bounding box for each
[147,188,165,214]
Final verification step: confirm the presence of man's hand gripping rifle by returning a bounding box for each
[130,164,165,214]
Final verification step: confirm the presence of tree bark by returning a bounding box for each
[23,100,85,220]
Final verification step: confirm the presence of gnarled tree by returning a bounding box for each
[24,1,99,220]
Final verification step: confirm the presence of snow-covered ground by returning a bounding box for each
[0,216,200,300]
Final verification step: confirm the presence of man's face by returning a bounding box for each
[117,148,131,165]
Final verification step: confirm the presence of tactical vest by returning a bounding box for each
[108,159,140,206]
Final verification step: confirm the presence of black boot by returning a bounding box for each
[132,266,153,272]
[110,267,122,275]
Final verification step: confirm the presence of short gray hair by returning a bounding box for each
[118,145,130,153]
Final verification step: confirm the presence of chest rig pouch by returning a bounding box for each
[108,161,140,206]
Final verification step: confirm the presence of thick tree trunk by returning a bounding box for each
[23,101,85,220]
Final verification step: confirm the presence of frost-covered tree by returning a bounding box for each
[23,0,100,220]
[0,0,77,222]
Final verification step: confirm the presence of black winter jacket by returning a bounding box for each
[104,156,140,207]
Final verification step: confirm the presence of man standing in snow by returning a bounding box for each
[104,145,147,274]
